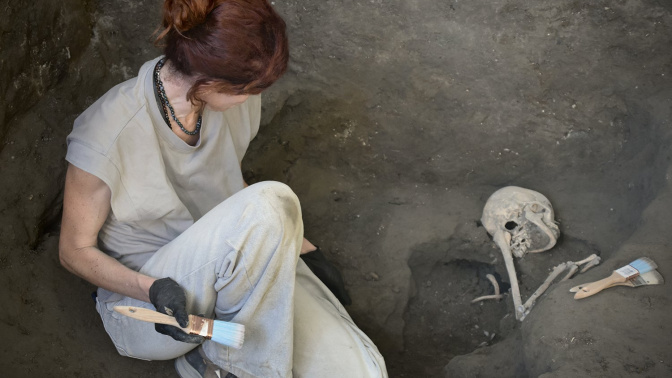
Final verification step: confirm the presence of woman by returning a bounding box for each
[58,1,387,377]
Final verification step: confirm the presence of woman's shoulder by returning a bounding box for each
[68,58,160,154]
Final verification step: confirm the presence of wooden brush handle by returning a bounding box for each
[114,306,185,329]
[570,280,633,293]
[574,271,628,299]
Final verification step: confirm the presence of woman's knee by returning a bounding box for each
[249,181,301,224]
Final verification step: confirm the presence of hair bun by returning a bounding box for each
[163,0,214,33]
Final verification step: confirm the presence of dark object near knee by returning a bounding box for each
[301,247,352,306]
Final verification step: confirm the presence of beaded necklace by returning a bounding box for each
[153,58,202,136]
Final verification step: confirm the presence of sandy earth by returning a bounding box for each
[1,0,671,377]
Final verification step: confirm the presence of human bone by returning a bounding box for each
[480,186,560,320]
[470,252,601,320]
[479,187,599,320]
[471,274,505,303]
[481,186,560,258]
[519,254,600,319]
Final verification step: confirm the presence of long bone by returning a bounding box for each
[580,256,601,273]
[494,230,525,320]
[561,264,579,281]
[473,253,601,320]
[563,254,600,280]
[521,262,569,319]
[520,254,600,319]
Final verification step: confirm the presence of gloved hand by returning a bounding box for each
[300,247,352,305]
[148,277,204,344]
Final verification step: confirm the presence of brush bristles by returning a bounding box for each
[643,270,664,285]
[630,270,664,286]
[629,257,657,274]
[629,275,647,287]
[210,321,245,349]
[651,270,664,284]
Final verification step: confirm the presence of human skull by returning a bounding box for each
[481,186,560,258]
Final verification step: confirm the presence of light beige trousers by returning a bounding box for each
[95,181,388,378]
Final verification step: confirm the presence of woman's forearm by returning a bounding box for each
[60,244,155,302]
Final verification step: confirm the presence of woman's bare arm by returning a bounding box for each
[59,164,156,302]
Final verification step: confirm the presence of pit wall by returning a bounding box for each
[0,1,176,376]
[0,0,92,250]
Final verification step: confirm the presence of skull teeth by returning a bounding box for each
[511,229,531,257]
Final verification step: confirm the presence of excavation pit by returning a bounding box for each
[1,0,671,376]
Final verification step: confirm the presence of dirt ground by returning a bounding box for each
[1,0,671,377]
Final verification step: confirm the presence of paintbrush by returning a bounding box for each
[574,257,658,299]
[569,269,664,293]
[114,306,245,349]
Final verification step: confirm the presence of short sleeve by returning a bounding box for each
[65,138,139,220]
[248,94,261,142]
[224,94,262,163]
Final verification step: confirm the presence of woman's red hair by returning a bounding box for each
[156,0,289,106]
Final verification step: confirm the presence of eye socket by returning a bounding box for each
[505,221,518,230]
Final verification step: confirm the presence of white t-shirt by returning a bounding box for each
[66,57,261,270]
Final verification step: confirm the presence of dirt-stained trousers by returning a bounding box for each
[94,181,388,378]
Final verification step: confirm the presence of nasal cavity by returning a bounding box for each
[505,221,518,230]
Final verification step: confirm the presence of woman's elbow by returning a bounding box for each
[58,238,78,273]
[58,246,72,271]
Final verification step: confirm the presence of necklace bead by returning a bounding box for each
[154,58,202,136]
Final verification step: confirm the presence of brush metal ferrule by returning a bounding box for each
[188,315,214,338]
[615,264,639,279]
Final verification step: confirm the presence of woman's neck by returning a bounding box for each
[159,60,202,144]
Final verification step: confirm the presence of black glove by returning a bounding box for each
[300,247,352,305]
[148,277,204,344]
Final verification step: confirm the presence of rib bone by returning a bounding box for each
[471,274,505,303]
